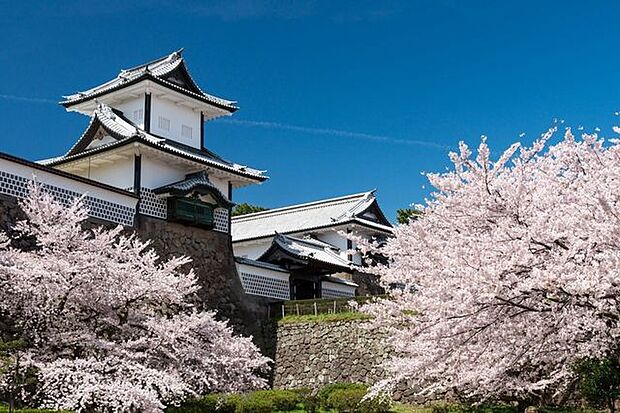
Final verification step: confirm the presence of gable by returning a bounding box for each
[355,200,392,227]
[67,119,117,157]
[160,64,201,94]
[85,130,117,151]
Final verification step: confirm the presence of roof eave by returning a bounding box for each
[60,74,238,113]
[153,185,235,208]
[45,138,266,182]
[232,218,392,244]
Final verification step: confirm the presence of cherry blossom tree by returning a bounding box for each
[0,184,270,412]
[363,126,620,404]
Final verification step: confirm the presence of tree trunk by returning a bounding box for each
[9,354,19,413]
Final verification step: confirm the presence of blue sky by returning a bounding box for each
[1,0,620,221]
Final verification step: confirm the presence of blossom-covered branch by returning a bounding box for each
[0,183,270,412]
[365,127,620,403]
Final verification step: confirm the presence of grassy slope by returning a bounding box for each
[278,311,371,324]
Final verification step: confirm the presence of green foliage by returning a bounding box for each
[396,208,422,225]
[318,383,391,413]
[166,389,302,413]
[428,403,533,413]
[166,390,606,413]
[426,403,598,413]
[0,406,71,413]
[0,340,25,375]
[241,389,301,412]
[0,340,39,412]
[231,203,269,217]
[390,403,599,413]
[293,388,319,413]
[166,395,220,413]
[574,356,620,411]
[234,396,273,413]
[317,382,363,406]
[279,295,389,319]
[279,311,371,324]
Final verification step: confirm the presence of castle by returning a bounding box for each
[0,50,393,317]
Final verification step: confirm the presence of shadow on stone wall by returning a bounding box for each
[0,195,278,359]
[135,216,280,352]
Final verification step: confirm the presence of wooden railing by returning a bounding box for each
[268,295,389,318]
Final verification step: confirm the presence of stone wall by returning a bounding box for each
[0,195,34,250]
[353,271,385,296]
[1,196,397,393]
[273,319,391,390]
[134,215,278,349]
[0,195,272,349]
[135,217,247,329]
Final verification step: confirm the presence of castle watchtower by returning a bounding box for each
[41,49,267,232]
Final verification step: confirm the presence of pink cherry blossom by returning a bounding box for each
[0,183,270,412]
[362,127,620,403]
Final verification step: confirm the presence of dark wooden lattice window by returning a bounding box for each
[167,197,215,228]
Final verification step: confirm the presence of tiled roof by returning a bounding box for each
[260,233,354,272]
[60,49,237,111]
[39,103,266,182]
[322,274,358,287]
[153,171,233,207]
[234,257,290,273]
[231,191,392,242]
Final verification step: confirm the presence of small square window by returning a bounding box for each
[133,109,143,122]
[158,116,170,131]
[181,125,193,139]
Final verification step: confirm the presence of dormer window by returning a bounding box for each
[158,116,170,132]
[133,109,143,123]
[181,125,193,140]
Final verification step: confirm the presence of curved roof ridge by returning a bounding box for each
[62,53,183,102]
[61,49,237,111]
[334,189,377,221]
[59,102,137,158]
[121,49,184,73]
[277,233,339,250]
[232,190,375,222]
[271,233,352,267]
[153,170,234,208]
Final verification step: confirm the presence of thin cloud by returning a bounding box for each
[0,93,450,150]
[0,94,56,104]
[220,119,451,150]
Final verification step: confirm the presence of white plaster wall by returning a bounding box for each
[233,241,272,259]
[140,156,187,189]
[0,158,137,210]
[71,157,134,189]
[315,231,362,265]
[151,95,201,148]
[116,97,145,129]
[322,280,356,296]
[210,175,230,197]
[315,231,347,251]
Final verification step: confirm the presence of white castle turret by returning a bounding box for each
[39,49,267,233]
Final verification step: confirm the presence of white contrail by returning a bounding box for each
[220,119,451,150]
[0,94,56,104]
[0,94,451,150]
